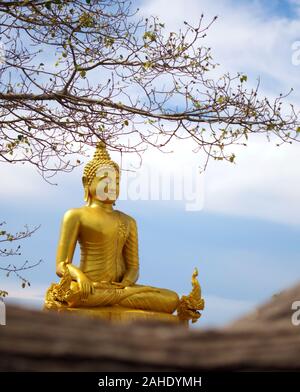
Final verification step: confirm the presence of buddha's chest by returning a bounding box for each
[79,211,129,244]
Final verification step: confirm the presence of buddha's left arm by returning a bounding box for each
[121,218,139,286]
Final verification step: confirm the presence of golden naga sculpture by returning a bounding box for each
[44,142,204,324]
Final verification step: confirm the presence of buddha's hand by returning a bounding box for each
[111,280,132,289]
[77,273,95,300]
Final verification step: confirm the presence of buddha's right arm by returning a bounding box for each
[55,209,82,281]
[56,209,94,299]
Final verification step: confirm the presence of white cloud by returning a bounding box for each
[0,280,46,310]
[1,163,44,199]
[140,0,300,88]
[0,158,83,206]
[2,0,300,227]
[135,0,300,225]
[203,138,300,225]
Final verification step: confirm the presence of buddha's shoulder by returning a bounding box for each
[115,210,136,225]
[62,207,85,221]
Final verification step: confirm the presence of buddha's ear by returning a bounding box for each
[82,176,88,187]
[82,176,89,202]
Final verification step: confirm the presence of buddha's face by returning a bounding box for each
[88,165,120,204]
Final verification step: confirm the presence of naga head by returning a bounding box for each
[82,142,120,205]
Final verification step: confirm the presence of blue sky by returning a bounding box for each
[230,0,296,18]
[2,0,300,327]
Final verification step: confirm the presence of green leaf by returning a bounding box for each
[104,37,115,47]
[143,61,153,70]
[267,124,275,130]
[143,31,156,42]
[240,75,248,83]
[229,154,236,163]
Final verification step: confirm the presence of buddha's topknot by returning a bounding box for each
[82,142,119,187]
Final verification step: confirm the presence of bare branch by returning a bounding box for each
[0,0,297,177]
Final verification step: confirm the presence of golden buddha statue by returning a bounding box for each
[45,142,204,324]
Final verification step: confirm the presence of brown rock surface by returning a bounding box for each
[1,282,300,371]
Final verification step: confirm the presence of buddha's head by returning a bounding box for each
[82,142,120,205]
